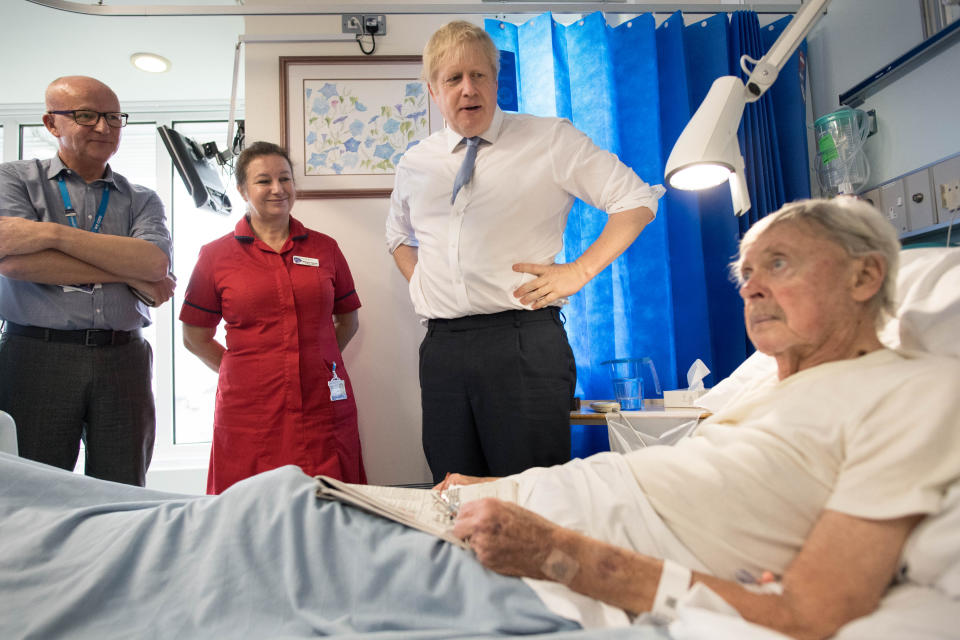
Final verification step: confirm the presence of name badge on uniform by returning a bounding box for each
[328,363,348,402]
[293,255,319,267]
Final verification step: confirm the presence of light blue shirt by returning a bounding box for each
[0,156,172,331]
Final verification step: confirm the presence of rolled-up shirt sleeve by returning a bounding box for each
[549,119,665,217]
[128,185,172,262]
[385,165,419,254]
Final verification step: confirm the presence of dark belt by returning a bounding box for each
[427,307,561,332]
[1,321,141,347]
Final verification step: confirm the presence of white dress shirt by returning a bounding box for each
[386,108,664,320]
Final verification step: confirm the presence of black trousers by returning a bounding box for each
[419,308,576,483]
[0,331,155,486]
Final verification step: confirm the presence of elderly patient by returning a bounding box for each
[445,197,960,637]
[2,198,958,640]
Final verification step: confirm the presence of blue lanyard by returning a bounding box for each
[57,175,110,233]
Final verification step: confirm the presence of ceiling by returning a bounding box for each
[1,1,244,112]
[2,0,796,114]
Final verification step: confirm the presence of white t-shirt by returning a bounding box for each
[385,108,664,320]
[626,349,960,580]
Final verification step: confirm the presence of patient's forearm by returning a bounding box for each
[523,530,814,637]
[457,502,912,640]
[535,530,869,640]
[556,512,918,640]
[547,526,662,611]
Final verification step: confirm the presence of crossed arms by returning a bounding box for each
[0,213,175,306]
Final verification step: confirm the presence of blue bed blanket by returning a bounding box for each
[0,453,672,640]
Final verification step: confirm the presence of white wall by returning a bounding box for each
[242,10,467,484]
[807,0,960,187]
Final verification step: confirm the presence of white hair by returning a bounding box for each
[732,197,901,324]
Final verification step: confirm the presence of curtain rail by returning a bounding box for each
[27,1,801,17]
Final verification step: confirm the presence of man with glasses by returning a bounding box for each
[0,76,175,486]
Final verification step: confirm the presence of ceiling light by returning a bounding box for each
[131,52,171,73]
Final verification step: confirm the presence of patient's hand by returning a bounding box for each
[453,498,559,579]
[432,473,497,492]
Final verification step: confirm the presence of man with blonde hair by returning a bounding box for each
[386,21,665,482]
[0,75,175,485]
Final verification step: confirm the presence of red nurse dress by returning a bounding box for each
[180,216,365,494]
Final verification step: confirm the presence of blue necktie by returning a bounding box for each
[451,136,480,204]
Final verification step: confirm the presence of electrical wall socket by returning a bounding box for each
[341,14,363,34]
[941,180,960,211]
[364,15,387,36]
[341,13,387,35]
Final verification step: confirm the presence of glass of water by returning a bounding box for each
[600,358,660,411]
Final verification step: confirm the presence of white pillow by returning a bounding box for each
[694,351,775,414]
[696,247,960,413]
[888,247,960,358]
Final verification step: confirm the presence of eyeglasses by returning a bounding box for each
[46,110,129,128]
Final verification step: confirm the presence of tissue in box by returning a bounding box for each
[663,388,709,408]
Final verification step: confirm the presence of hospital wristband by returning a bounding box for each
[650,559,691,623]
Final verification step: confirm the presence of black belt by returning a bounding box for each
[1,321,141,347]
[427,307,561,332]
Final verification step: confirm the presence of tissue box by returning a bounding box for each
[663,388,709,408]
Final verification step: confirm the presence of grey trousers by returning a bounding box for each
[0,332,155,486]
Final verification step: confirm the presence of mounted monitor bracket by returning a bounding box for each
[157,125,232,215]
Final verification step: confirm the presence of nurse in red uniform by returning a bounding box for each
[179,141,365,494]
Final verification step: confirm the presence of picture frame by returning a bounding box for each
[280,56,441,199]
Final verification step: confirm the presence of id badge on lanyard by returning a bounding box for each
[57,175,110,233]
[328,363,348,401]
[57,175,110,294]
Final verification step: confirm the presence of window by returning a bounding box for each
[19,124,57,163]
[170,121,239,445]
[20,121,158,185]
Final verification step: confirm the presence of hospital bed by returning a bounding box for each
[1,247,958,639]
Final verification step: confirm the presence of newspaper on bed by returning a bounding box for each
[314,476,518,549]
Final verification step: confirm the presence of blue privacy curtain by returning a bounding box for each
[485,11,809,408]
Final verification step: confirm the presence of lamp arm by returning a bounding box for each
[743,0,831,101]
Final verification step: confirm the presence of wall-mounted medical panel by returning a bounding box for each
[931,154,960,224]
[904,168,936,231]
[879,179,908,234]
[861,187,881,209]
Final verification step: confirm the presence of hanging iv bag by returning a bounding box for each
[814,107,871,196]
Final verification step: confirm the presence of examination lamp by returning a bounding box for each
[664,0,831,215]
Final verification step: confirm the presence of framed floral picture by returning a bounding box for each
[280,56,441,199]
